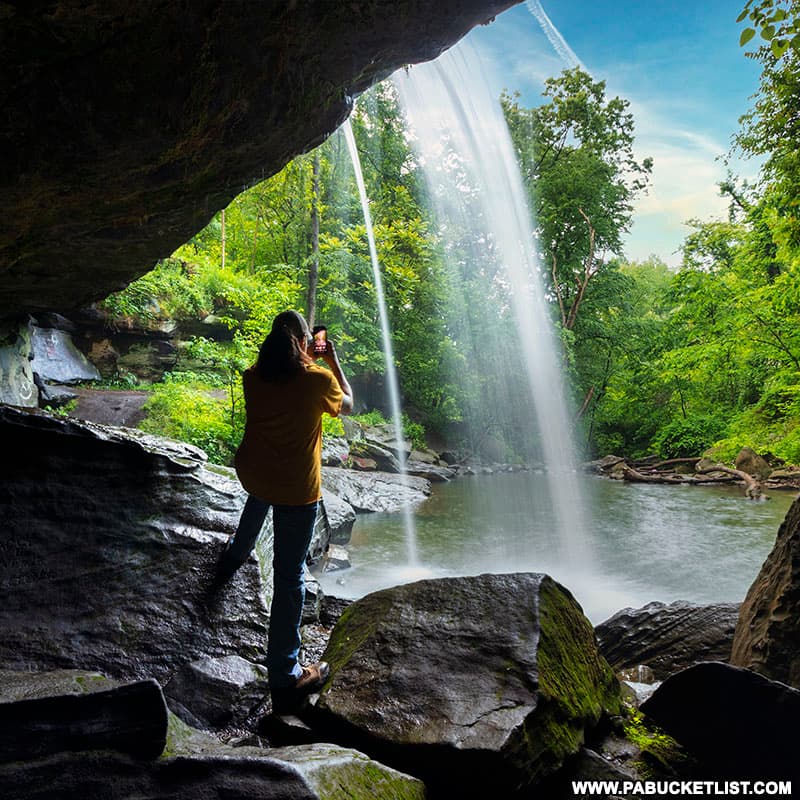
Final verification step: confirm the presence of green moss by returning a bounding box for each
[299,747,426,800]
[623,707,689,779]
[536,578,621,722]
[74,673,112,693]
[322,594,394,682]
[161,711,198,759]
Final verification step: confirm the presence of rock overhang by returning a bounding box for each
[1,1,521,321]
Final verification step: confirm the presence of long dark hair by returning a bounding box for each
[255,310,312,381]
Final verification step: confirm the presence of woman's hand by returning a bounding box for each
[320,337,339,367]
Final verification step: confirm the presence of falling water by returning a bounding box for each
[394,42,590,565]
[342,118,420,567]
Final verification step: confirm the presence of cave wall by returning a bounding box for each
[1,1,520,320]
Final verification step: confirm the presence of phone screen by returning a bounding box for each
[313,327,327,354]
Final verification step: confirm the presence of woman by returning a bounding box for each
[218,309,353,714]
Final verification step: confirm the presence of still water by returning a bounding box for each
[318,472,797,624]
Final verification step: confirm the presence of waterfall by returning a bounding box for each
[342,118,420,567]
[394,41,590,565]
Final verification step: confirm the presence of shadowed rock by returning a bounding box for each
[0,406,268,681]
[311,573,620,795]
[596,600,740,680]
[0,751,318,800]
[163,655,270,730]
[0,405,344,680]
[731,495,800,688]
[0,670,168,762]
[641,661,800,781]
[0,1,520,320]
[320,490,357,545]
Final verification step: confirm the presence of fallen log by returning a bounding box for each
[621,466,686,485]
[696,465,766,500]
[648,457,702,471]
[622,464,765,498]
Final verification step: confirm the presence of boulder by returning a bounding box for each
[731,495,800,687]
[321,436,350,467]
[545,747,641,800]
[351,437,402,472]
[0,318,37,407]
[319,544,352,573]
[405,460,456,482]
[641,661,800,781]
[320,490,356,545]
[588,455,626,473]
[272,743,426,800]
[0,750,318,800]
[163,655,269,730]
[595,601,740,680]
[311,573,620,795]
[734,446,772,480]
[30,326,101,384]
[67,387,150,428]
[321,467,430,513]
[0,669,167,763]
[0,406,270,682]
[362,424,413,460]
[409,448,438,464]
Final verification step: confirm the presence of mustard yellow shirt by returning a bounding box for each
[234,364,343,505]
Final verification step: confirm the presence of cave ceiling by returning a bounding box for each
[1,0,520,322]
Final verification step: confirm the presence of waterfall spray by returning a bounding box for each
[395,42,590,564]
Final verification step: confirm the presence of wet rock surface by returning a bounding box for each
[321,466,431,512]
[30,326,101,384]
[732,494,800,687]
[311,572,620,795]
[163,655,270,731]
[0,668,426,800]
[596,600,740,680]
[0,405,268,681]
[0,318,36,407]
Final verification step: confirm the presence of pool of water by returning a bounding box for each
[318,472,797,624]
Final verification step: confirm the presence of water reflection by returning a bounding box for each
[318,473,797,623]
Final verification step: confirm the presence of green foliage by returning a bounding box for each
[402,414,427,451]
[99,258,211,323]
[502,69,652,331]
[654,415,728,459]
[322,416,345,437]
[738,0,800,59]
[353,409,389,427]
[139,378,242,465]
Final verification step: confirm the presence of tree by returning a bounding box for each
[502,69,652,331]
[738,0,800,60]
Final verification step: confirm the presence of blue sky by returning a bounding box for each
[464,0,763,265]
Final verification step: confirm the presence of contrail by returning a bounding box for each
[526,0,589,73]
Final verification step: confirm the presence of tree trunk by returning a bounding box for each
[306,151,321,327]
[564,207,597,331]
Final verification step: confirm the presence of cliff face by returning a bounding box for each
[0,1,519,320]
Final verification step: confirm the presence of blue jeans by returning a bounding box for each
[223,495,319,689]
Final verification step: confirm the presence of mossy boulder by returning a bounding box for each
[311,573,620,795]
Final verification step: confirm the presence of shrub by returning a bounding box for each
[139,382,239,465]
[653,414,727,459]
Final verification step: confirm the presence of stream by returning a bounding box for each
[318,472,798,624]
